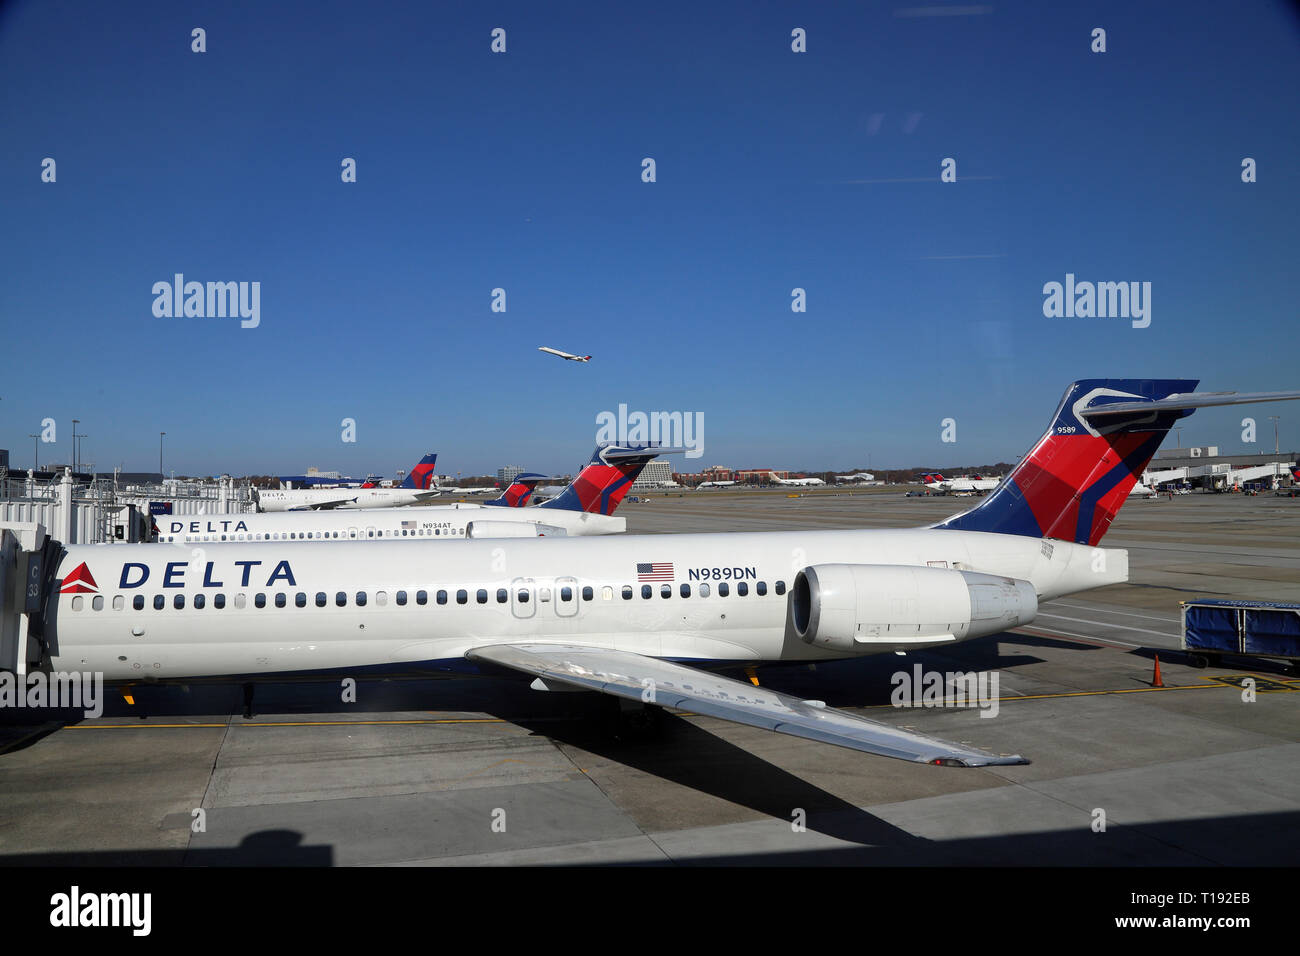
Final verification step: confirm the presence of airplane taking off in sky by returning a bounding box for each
[538,346,592,363]
[9,381,1300,768]
[255,454,440,511]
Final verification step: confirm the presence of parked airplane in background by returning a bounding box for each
[695,480,736,489]
[921,473,1001,495]
[539,346,592,363]
[834,473,875,483]
[770,474,826,486]
[1128,481,1159,499]
[255,455,439,512]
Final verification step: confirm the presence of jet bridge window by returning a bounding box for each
[316,592,327,607]
[194,594,205,610]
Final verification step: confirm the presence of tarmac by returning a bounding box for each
[2,488,1297,865]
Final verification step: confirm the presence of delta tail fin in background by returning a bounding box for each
[539,443,683,515]
[482,473,549,508]
[936,380,1300,546]
[398,453,438,490]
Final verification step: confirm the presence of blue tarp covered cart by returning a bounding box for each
[1181,599,1300,673]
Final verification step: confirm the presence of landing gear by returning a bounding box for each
[1188,653,1214,669]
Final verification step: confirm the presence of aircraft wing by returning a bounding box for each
[465,643,1026,767]
[293,495,360,511]
[1081,389,1300,418]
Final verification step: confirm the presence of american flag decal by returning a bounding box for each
[637,562,674,582]
[401,520,416,530]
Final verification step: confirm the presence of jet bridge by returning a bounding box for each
[0,523,64,677]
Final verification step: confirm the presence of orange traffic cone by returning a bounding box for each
[1152,653,1164,688]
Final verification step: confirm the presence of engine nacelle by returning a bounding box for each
[790,563,1037,653]
[464,520,568,539]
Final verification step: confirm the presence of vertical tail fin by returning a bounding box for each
[398,453,437,490]
[539,443,682,515]
[936,379,1200,545]
[482,473,548,508]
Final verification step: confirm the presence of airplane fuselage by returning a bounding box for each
[48,528,1123,682]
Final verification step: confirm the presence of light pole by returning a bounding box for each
[1172,426,1183,449]
[1269,416,1280,455]
[71,418,80,473]
[160,432,165,476]
[29,434,39,471]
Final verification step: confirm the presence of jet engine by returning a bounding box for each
[789,564,1037,653]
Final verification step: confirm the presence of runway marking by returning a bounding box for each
[1047,602,1180,624]
[63,718,506,730]
[1016,624,1146,649]
[1035,611,1178,640]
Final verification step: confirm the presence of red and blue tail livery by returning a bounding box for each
[936,379,1300,546]
[398,453,437,490]
[482,473,548,509]
[540,443,683,515]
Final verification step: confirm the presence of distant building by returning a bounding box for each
[498,465,523,486]
[0,449,8,470]
[632,458,674,489]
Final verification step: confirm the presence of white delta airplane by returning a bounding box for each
[255,454,440,512]
[9,380,1300,768]
[538,346,592,363]
[921,473,1002,496]
[770,473,826,487]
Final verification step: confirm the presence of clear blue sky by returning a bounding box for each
[2,1,1297,477]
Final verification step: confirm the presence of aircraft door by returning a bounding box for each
[510,577,536,619]
[554,577,579,618]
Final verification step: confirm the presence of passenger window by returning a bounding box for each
[133,595,145,610]
[376,591,388,607]
[456,589,468,605]
[194,594,206,610]
[497,589,508,604]
[718,582,729,597]
[602,586,613,601]
[476,589,488,604]
[622,586,633,600]
[660,584,671,599]
[560,586,573,602]
[757,582,768,596]
[437,590,448,605]
[583,586,594,601]
[699,583,710,598]
[539,588,551,603]
[775,581,786,596]
[356,591,367,607]
[92,595,104,610]
[336,592,347,607]
[737,582,748,597]
[316,592,327,607]
[296,592,306,608]
[518,589,530,604]
[396,591,408,606]
[679,583,691,598]
[154,595,165,610]
[113,595,125,610]
[214,594,226,609]
[71,596,84,611]
[417,590,428,605]
[275,593,287,608]
[641,585,652,599]
[255,594,266,608]
[174,595,185,609]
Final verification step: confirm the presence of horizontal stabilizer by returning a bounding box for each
[1081,389,1300,418]
[467,643,1026,767]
